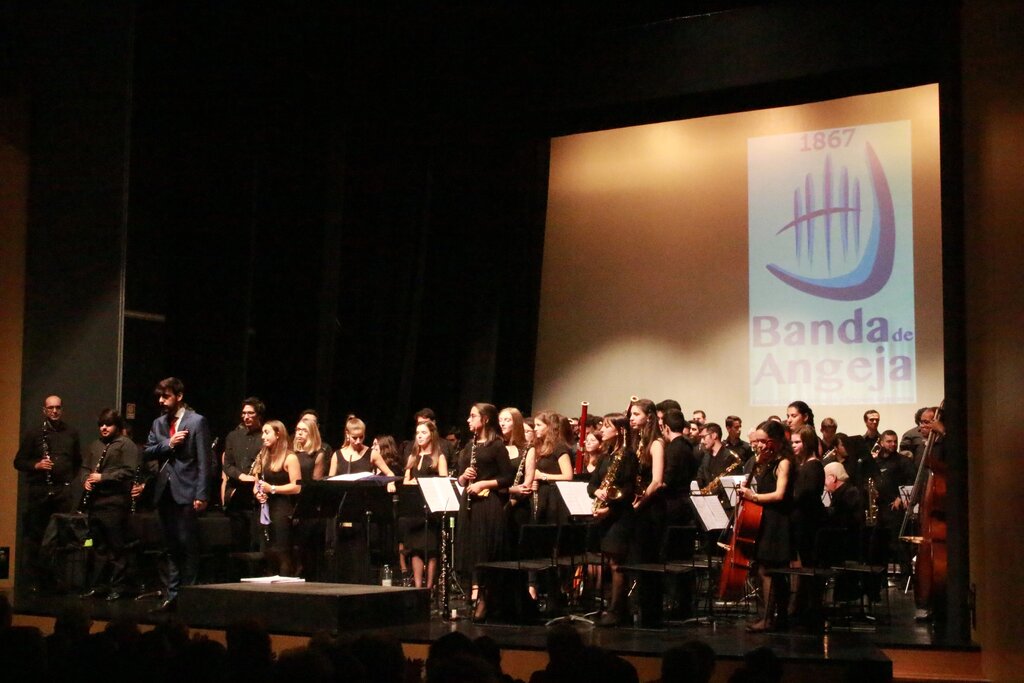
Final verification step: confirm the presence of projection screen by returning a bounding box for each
[534,85,943,432]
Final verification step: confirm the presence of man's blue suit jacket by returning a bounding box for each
[143,408,211,505]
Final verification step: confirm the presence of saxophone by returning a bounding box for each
[593,444,626,513]
[633,430,648,506]
[699,459,741,495]
[865,477,879,527]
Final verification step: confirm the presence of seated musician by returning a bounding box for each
[823,461,864,603]
[737,420,795,632]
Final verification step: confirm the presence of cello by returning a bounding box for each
[900,401,947,608]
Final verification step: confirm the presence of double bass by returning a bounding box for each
[718,468,764,601]
[900,401,947,608]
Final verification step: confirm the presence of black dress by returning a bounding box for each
[261,467,294,553]
[454,438,514,578]
[753,457,795,565]
[400,452,443,558]
[792,458,825,565]
[634,441,669,562]
[587,449,638,556]
[534,444,571,525]
[334,448,373,474]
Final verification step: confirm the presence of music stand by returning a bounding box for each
[544,481,596,626]
[298,477,399,584]
[417,477,462,618]
[688,493,730,624]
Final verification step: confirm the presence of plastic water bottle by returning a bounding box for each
[381,564,393,587]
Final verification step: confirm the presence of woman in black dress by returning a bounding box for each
[328,415,398,479]
[629,398,666,563]
[454,403,514,621]
[500,407,533,554]
[790,424,825,624]
[400,421,449,589]
[291,416,328,578]
[588,412,638,626]
[528,411,574,525]
[738,419,795,632]
[254,420,302,576]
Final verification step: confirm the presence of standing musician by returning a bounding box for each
[221,397,265,550]
[588,412,638,626]
[629,398,666,563]
[527,411,574,525]
[253,420,302,576]
[399,420,449,590]
[14,395,81,593]
[143,377,210,613]
[789,425,825,626]
[499,407,533,557]
[291,416,328,578]
[823,461,864,602]
[454,403,514,622]
[737,420,795,632]
[661,409,697,526]
[79,409,137,602]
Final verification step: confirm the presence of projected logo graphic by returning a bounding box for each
[748,121,916,406]
[767,143,895,301]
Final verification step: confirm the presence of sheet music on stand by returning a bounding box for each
[555,481,594,517]
[899,484,917,513]
[721,475,746,508]
[418,477,462,513]
[689,493,729,532]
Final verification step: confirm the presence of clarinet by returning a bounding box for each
[506,448,527,509]
[439,512,451,618]
[465,441,477,511]
[129,460,144,515]
[40,421,56,495]
[79,441,113,512]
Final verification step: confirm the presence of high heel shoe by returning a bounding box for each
[473,597,487,623]
[745,619,768,633]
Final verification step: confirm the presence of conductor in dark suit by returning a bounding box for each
[143,377,210,611]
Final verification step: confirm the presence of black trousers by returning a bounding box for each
[157,494,200,599]
[87,502,130,593]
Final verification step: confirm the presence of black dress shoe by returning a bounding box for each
[79,589,100,599]
[105,591,123,602]
[149,598,177,614]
